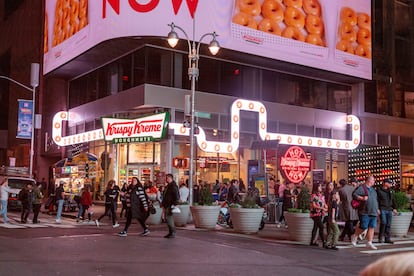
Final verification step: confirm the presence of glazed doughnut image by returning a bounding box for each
[262,0,284,23]
[305,34,324,46]
[237,0,261,17]
[53,0,89,47]
[339,22,357,43]
[232,12,258,29]
[305,14,324,35]
[283,0,303,9]
[336,40,354,54]
[355,44,371,59]
[340,7,357,26]
[303,0,321,17]
[44,12,48,53]
[282,26,305,42]
[284,7,305,29]
[357,13,371,30]
[258,18,282,36]
[357,28,371,46]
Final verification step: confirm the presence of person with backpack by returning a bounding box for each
[19,182,34,223]
[32,182,44,224]
[95,180,120,228]
[118,177,149,237]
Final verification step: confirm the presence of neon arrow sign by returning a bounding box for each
[52,98,361,153]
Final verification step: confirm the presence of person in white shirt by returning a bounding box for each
[0,178,13,223]
[179,182,190,203]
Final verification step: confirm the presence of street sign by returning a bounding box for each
[195,111,211,119]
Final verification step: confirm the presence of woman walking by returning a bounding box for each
[119,182,128,218]
[96,180,119,228]
[80,186,93,222]
[310,182,327,247]
[118,177,149,237]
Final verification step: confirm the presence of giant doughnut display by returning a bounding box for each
[232,0,326,47]
[336,6,371,59]
[52,0,88,47]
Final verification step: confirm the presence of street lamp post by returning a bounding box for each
[0,63,39,178]
[167,22,219,205]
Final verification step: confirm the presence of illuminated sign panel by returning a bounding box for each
[101,112,169,143]
[44,0,372,79]
[52,98,361,153]
[280,146,311,183]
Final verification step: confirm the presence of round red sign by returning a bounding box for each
[280,146,311,183]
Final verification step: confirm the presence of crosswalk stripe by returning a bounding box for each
[361,246,414,254]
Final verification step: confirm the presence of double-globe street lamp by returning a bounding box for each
[167,22,220,205]
[0,63,39,178]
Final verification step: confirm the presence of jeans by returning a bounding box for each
[77,204,83,220]
[32,203,41,223]
[311,216,325,244]
[379,209,393,241]
[0,200,8,223]
[56,199,64,220]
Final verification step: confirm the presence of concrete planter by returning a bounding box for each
[190,205,220,230]
[174,204,190,227]
[146,204,163,225]
[391,211,413,237]
[229,208,264,234]
[285,212,314,244]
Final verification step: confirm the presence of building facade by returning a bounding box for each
[1,1,414,194]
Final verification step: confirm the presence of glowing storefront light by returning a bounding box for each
[52,98,361,152]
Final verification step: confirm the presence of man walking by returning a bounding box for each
[0,178,13,224]
[338,178,359,241]
[55,181,65,223]
[351,175,380,250]
[20,182,34,223]
[377,178,397,244]
[162,173,179,238]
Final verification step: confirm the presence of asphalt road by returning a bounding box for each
[0,210,413,276]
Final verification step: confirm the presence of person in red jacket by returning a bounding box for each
[80,186,93,222]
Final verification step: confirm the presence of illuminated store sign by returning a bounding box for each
[280,146,311,183]
[52,98,361,153]
[101,112,169,143]
[44,0,372,79]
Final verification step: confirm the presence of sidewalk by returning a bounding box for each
[41,202,414,247]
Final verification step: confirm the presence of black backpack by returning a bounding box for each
[18,189,25,201]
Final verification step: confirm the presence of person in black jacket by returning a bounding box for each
[20,182,34,223]
[377,179,397,243]
[118,177,149,237]
[162,173,179,238]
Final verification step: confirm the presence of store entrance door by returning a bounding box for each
[126,165,153,184]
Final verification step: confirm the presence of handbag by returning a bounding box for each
[149,203,156,214]
[351,185,368,209]
[171,205,181,214]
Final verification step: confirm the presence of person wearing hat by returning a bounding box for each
[338,178,359,241]
[55,181,65,223]
[377,178,397,243]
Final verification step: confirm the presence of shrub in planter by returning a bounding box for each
[190,185,220,229]
[391,191,413,237]
[285,186,313,243]
[229,194,264,234]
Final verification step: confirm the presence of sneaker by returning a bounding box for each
[55,219,61,224]
[351,235,357,247]
[330,246,339,251]
[358,229,367,240]
[384,240,394,244]
[95,220,100,227]
[113,223,120,228]
[118,231,127,237]
[366,241,378,250]
[141,229,150,236]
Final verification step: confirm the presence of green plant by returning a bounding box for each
[393,191,410,212]
[198,185,214,206]
[240,194,260,208]
[288,186,311,213]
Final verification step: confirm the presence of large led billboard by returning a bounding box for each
[44,0,371,79]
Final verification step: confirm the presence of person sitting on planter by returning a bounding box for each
[179,182,189,203]
[227,179,240,204]
[218,182,228,202]
[377,178,397,244]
